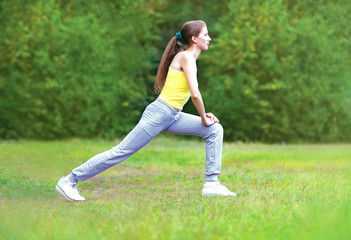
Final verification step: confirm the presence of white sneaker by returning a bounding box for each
[56,176,86,201]
[202,181,237,196]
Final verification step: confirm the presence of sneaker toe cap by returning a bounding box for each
[228,191,237,196]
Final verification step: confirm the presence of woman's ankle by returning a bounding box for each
[205,174,219,182]
[67,173,78,184]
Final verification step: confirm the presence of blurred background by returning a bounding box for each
[0,0,350,142]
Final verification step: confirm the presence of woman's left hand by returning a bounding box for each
[206,113,219,123]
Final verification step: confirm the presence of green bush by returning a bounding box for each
[203,0,351,142]
[0,0,350,142]
[0,0,158,139]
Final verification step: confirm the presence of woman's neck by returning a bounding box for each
[186,45,201,60]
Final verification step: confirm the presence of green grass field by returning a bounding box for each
[1,137,351,240]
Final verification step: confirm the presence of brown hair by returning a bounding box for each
[154,20,206,94]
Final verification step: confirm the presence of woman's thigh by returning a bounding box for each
[164,112,222,138]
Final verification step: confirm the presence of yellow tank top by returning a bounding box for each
[158,68,190,110]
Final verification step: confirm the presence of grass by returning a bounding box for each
[1,136,351,240]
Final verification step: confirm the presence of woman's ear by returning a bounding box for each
[191,36,197,44]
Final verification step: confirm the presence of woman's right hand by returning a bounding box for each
[202,116,216,126]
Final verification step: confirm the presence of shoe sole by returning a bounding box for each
[55,184,85,202]
[202,193,237,197]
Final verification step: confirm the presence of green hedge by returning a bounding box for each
[0,0,350,142]
[203,0,351,142]
[0,0,157,139]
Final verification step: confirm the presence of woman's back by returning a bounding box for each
[158,66,190,110]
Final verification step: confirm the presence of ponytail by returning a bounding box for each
[154,37,183,94]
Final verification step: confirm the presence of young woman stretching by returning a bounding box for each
[56,20,237,201]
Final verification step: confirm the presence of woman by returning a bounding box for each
[56,20,236,201]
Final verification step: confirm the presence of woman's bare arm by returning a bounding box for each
[181,52,218,126]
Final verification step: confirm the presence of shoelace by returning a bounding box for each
[206,181,221,188]
[71,183,81,194]
[211,182,228,191]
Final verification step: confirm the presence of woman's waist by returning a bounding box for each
[157,93,190,110]
[153,98,183,112]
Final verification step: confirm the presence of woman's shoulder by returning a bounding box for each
[175,51,195,64]
[171,51,196,72]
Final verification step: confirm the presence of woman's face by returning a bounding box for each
[195,26,212,50]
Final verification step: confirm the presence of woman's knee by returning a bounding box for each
[204,122,223,139]
[213,122,224,135]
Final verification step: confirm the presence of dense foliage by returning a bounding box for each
[0,0,157,139]
[1,0,350,142]
[203,0,351,142]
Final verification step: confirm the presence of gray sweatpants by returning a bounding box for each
[72,98,223,182]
